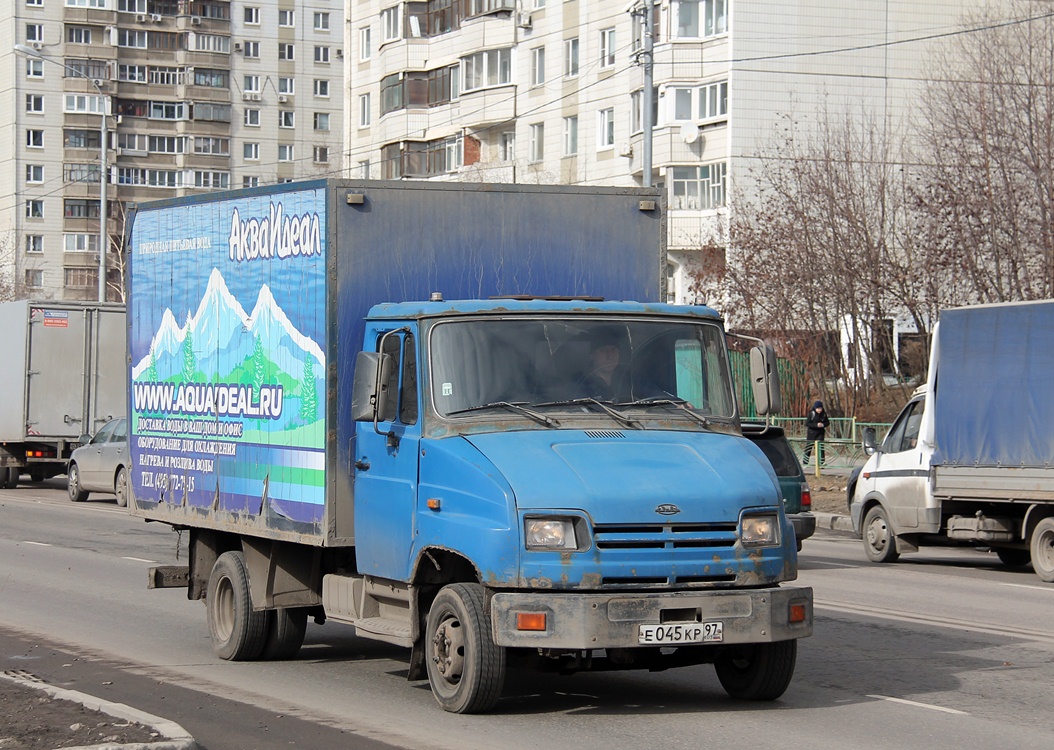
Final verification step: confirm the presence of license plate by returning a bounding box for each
[638,622,723,645]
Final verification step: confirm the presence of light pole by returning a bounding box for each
[14,44,109,302]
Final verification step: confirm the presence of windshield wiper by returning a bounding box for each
[619,398,710,428]
[446,401,559,428]
[535,398,641,429]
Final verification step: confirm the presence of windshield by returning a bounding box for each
[429,317,735,420]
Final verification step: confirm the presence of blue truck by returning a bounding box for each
[128,180,812,713]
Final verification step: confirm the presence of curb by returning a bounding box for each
[813,511,856,536]
[0,671,197,750]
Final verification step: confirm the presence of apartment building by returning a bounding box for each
[343,0,983,302]
[2,0,343,301]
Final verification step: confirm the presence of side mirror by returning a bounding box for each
[862,426,878,455]
[79,433,92,446]
[749,344,783,416]
[351,350,394,423]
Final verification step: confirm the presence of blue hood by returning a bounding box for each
[463,429,780,523]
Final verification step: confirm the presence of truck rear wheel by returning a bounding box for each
[863,505,899,563]
[67,464,89,502]
[260,608,308,660]
[206,551,268,661]
[715,639,797,701]
[1031,517,1054,582]
[995,547,1031,568]
[424,583,506,713]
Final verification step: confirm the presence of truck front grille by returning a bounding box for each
[594,522,738,549]
[592,522,740,587]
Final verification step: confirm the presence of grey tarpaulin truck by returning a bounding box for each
[0,300,126,488]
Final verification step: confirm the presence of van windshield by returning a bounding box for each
[429,317,735,420]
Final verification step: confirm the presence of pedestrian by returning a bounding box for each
[803,400,828,467]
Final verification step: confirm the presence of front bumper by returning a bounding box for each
[490,585,813,649]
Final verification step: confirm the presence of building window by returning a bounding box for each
[27,129,44,148]
[26,59,43,77]
[670,163,727,210]
[27,0,44,6]
[244,109,260,126]
[314,112,330,131]
[65,267,99,290]
[313,146,329,164]
[359,93,371,126]
[278,144,294,162]
[529,123,544,162]
[564,38,579,77]
[194,171,229,189]
[599,28,615,68]
[531,47,545,86]
[25,270,44,289]
[500,132,515,162]
[64,94,107,115]
[243,176,260,188]
[674,0,727,39]
[563,116,578,156]
[26,94,44,113]
[360,27,372,60]
[279,111,295,128]
[244,41,260,58]
[461,48,512,92]
[278,9,295,27]
[279,44,295,61]
[279,77,295,95]
[598,108,615,148]
[64,233,99,253]
[149,101,187,120]
[244,75,260,93]
[243,142,259,160]
[194,137,230,155]
[68,27,93,45]
[315,79,330,97]
[26,24,43,42]
[382,6,400,42]
[26,165,44,184]
[314,12,330,31]
[631,90,642,133]
[358,160,370,178]
[65,198,100,218]
[314,46,330,63]
[669,80,727,122]
[244,7,259,24]
[26,235,44,254]
[26,200,44,218]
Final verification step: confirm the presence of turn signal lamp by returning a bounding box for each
[516,612,547,631]
[789,603,807,624]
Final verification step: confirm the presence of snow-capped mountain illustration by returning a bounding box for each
[132,268,324,384]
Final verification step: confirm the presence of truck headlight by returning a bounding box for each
[525,518,578,550]
[741,513,780,547]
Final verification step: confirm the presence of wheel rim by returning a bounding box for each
[68,467,79,499]
[1037,525,1054,575]
[866,515,890,553]
[431,611,466,689]
[214,575,236,642]
[115,470,127,505]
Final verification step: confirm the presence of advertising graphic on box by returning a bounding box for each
[129,188,326,525]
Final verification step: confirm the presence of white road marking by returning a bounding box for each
[1000,582,1054,593]
[867,694,968,715]
[122,557,157,563]
[22,541,52,547]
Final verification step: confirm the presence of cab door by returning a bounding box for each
[869,397,927,530]
[352,328,421,581]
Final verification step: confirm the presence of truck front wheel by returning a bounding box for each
[424,583,506,713]
[863,505,899,563]
[715,640,797,701]
[206,551,268,661]
[1031,517,1054,582]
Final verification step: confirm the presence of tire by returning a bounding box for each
[424,583,506,714]
[995,547,1031,568]
[206,551,269,661]
[260,608,308,660]
[28,468,45,483]
[0,468,12,489]
[114,467,129,508]
[4,467,20,489]
[715,640,797,701]
[863,505,899,563]
[1030,517,1054,583]
[67,464,89,502]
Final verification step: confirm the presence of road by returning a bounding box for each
[2,482,1053,749]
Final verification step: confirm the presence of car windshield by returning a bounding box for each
[429,317,735,420]
[752,435,802,477]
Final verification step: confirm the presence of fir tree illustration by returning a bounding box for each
[251,334,266,391]
[146,341,159,383]
[181,313,196,382]
[299,355,317,422]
